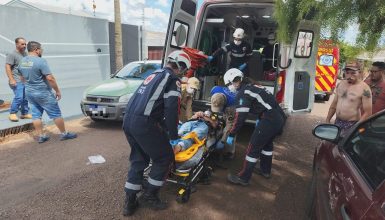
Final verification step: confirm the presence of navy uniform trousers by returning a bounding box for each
[123,114,174,195]
[238,109,285,181]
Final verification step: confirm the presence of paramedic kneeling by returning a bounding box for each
[225,72,286,186]
[122,50,191,216]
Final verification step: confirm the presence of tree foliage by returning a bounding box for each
[274,0,385,50]
[338,42,362,64]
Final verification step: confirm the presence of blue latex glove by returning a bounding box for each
[238,63,247,71]
[255,119,260,127]
[169,139,179,148]
[226,136,234,145]
[216,141,225,150]
[207,56,213,62]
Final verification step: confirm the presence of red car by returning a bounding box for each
[308,110,385,219]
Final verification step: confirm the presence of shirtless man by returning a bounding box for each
[326,62,372,132]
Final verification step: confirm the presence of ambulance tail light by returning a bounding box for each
[276,70,286,103]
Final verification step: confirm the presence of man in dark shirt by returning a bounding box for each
[224,73,286,186]
[207,28,252,74]
[364,61,385,114]
[122,50,192,216]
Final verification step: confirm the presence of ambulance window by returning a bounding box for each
[295,30,314,58]
[181,0,196,16]
[319,55,334,66]
[171,20,189,48]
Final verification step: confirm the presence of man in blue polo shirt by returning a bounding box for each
[17,41,77,143]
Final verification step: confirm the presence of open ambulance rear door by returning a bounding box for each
[162,0,198,65]
[279,20,320,113]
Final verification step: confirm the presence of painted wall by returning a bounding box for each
[0,5,139,100]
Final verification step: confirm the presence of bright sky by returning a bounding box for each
[0,0,204,32]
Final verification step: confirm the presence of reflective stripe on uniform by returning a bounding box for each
[231,53,246,57]
[222,46,228,52]
[246,52,253,56]
[148,177,164,187]
[164,90,181,99]
[261,150,273,156]
[144,73,170,116]
[244,90,272,110]
[125,182,142,191]
[236,107,250,112]
[246,155,258,163]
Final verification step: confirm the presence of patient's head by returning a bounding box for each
[211,93,226,113]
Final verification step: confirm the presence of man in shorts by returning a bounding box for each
[5,37,31,122]
[17,41,77,143]
[326,61,372,133]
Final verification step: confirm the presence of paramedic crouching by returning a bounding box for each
[207,28,252,74]
[224,72,286,186]
[122,50,192,216]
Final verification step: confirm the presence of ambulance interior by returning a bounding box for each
[194,3,278,101]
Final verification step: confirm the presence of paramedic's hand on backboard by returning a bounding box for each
[239,63,247,71]
[226,136,234,145]
[207,56,213,62]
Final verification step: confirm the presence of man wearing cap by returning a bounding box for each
[326,61,372,133]
[210,86,237,158]
[179,77,200,122]
[207,28,253,74]
[364,61,385,114]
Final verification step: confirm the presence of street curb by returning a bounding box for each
[0,122,34,139]
[0,107,10,113]
[0,114,83,140]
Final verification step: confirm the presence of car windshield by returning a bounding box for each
[114,62,161,79]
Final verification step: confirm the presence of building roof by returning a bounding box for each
[146,31,166,47]
[4,0,93,17]
[357,49,385,62]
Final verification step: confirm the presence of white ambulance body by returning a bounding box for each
[163,0,320,115]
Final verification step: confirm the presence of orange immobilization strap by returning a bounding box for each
[182,47,208,78]
[175,131,206,162]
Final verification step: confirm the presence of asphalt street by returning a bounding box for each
[0,96,333,219]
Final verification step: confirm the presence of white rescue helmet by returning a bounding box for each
[167,50,191,70]
[223,68,244,85]
[233,28,245,39]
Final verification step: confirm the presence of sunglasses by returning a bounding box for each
[369,70,382,73]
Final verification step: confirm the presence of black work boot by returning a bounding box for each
[123,193,139,216]
[227,173,249,186]
[139,187,168,210]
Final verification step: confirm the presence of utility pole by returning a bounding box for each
[141,3,147,60]
[92,0,96,16]
[114,0,123,71]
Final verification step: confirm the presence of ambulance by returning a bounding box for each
[163,0,320,114]
[314,39,340,101]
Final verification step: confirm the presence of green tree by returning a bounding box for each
[274,0,385,50]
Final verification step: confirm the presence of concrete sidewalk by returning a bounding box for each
[0,86,87,138]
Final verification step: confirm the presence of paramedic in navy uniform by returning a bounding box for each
[207,28,253,74]
[224,71,286,186]
[122,50,192,216]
